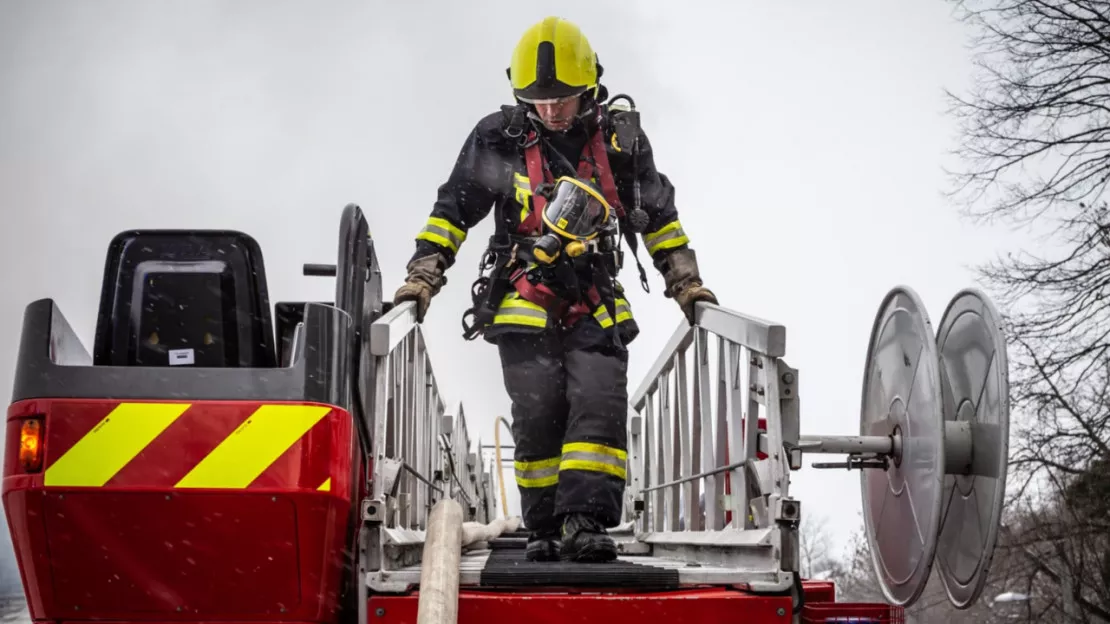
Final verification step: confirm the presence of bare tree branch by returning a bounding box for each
[945,0,1110,225]
[944,1,1110,620]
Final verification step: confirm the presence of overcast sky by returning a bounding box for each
[0,0,1031,583]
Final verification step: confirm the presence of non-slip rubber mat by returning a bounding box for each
[499,530,532,540]
[478,536,681,590]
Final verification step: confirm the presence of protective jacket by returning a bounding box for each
[409,101,692,344]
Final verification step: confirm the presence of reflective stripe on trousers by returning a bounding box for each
[497,330,630,528]
[515,455,559,488]
[515,442,627,490]
[560,441,627,480]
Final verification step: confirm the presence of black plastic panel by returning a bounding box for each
[93,230,277,369]
[11,299,351,407]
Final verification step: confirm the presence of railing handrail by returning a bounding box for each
[630,302,787,410]
[364,288,502,593]
[620,297,799,591]
[696,302,787,358]
[370,300,419,356]
[365,297,494,525]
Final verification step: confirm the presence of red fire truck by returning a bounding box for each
[3,205,1009,623]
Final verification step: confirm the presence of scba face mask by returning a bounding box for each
[532,176,614,263]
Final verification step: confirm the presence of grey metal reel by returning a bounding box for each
[858,286,945,607]
[796,285,1010,610]
[934,288,1009,609]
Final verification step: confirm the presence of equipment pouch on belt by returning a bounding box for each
[460,233,544,340]
[461,245,513,340]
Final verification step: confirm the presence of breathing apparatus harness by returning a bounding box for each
[460,93,652,344]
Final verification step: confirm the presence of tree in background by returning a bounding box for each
[829,523,884,605]
[797,513,844,580]
[943,0,1110,620]
[832,515,1024,622]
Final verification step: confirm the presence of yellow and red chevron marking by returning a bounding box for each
[38,400,352,491]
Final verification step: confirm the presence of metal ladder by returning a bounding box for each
[356,230,800,596]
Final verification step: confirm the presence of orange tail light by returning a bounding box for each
[19,418,44,473]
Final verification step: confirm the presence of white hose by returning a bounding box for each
[416,499,463,624]
[493,416,513,517]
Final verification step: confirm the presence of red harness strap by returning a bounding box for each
[587,129,625,218]
[509,266,606,328]
[518,119,625,235]
[562,284,603,327]
[512,277,603,328]
[509,118,625,326]
[519,135,590,235]
[508,266,561,309]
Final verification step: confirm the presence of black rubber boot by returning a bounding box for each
[559,513,617,563]
[525,528,561,562]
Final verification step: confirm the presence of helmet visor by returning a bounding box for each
[542,177,611,240]
[516,93,582,106]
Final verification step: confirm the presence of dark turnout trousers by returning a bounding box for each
[496,328,629,531]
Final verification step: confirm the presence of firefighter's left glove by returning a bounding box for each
[661,247,719,325]
[392,253,447,323]
[674,283,718,325]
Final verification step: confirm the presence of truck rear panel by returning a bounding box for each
[4,397,357,621]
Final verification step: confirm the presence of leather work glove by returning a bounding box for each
[674,282,718,325]
[661,247,719,325]
[392,253,447,323]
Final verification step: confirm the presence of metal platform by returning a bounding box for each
[358,262,1010,615]
[370,549,775,592]
[366,526,790,593]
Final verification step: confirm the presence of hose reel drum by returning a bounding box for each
[799,285,1010,609]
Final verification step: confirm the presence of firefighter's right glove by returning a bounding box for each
[661,247,718,326]
[392,253,447,323]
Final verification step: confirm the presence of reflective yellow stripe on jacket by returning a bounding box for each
[416,216,467,254]
[643,220,689,255]
[492,292,548,329]
[513,173,533,225]
[592,298,633,329]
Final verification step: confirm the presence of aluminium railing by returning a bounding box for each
[624,301,801,592]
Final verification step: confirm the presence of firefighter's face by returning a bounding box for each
[533,96,579,131]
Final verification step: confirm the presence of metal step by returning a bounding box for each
[366,525,791,594]
[372,549,766,591]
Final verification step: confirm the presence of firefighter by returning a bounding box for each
[392,16,718,563]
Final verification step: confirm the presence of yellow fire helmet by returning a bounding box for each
[507,16,602,103]
[541,176,612,241]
